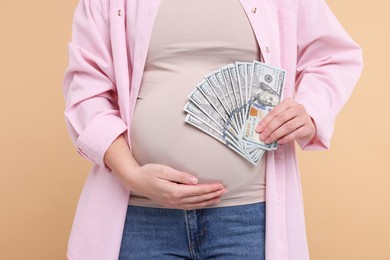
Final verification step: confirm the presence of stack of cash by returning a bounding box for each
[184,61,286,165]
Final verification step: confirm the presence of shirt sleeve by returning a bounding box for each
[294,0,363,150]
[62,0,127,167]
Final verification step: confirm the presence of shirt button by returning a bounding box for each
[266,47,270,53]
[118,10,122,16]
[251,7,257,13]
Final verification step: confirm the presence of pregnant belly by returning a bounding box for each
[130,81,266,205]
[130,88,231,184]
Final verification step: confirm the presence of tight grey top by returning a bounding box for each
[129,0,266,208]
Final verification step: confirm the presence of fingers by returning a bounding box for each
[181,186,227,203]
[161,181,226,209]
[157,166,199,185]
[180,188,227,204]
[263,115,305,144]
[277,125,307,144]
[157,166,226,197]
[255,99,315,144]
[180,197,223,210]
[140,164,228,210]
[175,183,225,197]
[256,98,292,132]
[155,183,226,210]
[258,106,299,143]
[169,187,227,210]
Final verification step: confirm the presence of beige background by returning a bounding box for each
[0,0,388,259]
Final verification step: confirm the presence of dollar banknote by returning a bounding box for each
[245,62,253,101]
[184,60,286,165]
[222,66,243,129]
[188,88,226,129]
[242,61,286,150]
[184,102,239,147]
[184,114,256,164]
[197,80,228,121]
[236,62,248,105]
[211,70,241,130]
[205,72,231,115]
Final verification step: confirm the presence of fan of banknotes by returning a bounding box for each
[184,61,286,165]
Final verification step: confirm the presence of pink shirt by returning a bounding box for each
[63,0,363,259]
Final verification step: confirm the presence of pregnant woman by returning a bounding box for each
[63,0,363,259]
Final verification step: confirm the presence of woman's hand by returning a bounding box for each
[255,98,316,145]
[104,135,226,210]
[126,164,226,210]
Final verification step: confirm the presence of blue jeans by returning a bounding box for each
[119,202,266,259]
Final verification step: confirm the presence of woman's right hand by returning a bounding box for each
[125,163,226,210]
[104,135,226,210]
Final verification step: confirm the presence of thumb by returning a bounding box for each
[159,166,198,185]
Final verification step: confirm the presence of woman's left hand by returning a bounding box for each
[255,98,316,145]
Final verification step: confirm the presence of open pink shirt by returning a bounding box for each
[63,0,363,259]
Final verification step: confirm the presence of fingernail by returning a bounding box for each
[256,123,264,132]
[189,176,198,184]
[222,189,228,194]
